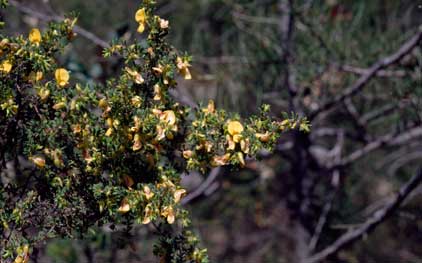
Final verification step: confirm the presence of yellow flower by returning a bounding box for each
[55,68,70,87]
[183,150,193,159]
[237,152,245,167]
[174,189,186,203]
[160,110,176,125]
[29,71,43,83]
[72,124,82,134]
[98,98,108,109]
[227,121,244,136]
[131,96,142,108]
[14,255,28,263]
[255,132,271,143]
[211,153,231,166]
[38,88,50,101]
[132,134,142,151]
[105,128,113,137]
[202,100,215,114]
[1,98,18,115]
[135,8,147,33]
[232,134,242,143]
[118,198,130,213]
[161,206,175,224]
[125,67,144,84]
[29,28,42,45]
[31,156,45,168]
[0,60,12,73]
[153,84,163,101]
[240,138,250,154]
[130,116,141,132]
[106,118,113,127]
[152,64,164,74]
[176,57,192,80]
[143,185,154,200]
[156,125,165,141]
[52,101,66,110]
[142,204,152,224]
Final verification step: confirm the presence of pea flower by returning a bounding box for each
[176,57,192,80]
[37,88,50,101]
[29,28,42,45]
[131,96,142,108]
[135,8,147,33]
[118,198,130,213]
[125,67,144,84]
[174,189,186,203]
[132,133,142,151]
[55,68,70,87]
[161,206,175,224]
[228,121,244,136]
[31,156,46,168]
[0,60,12,73]
[143,185,154,200]
[142,204,152,224]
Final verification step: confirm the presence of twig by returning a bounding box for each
[9,0,110,48]
[305,168,422,263]
[308,170,340,252]
[310,29,422,120]
[279,0,298,102]
[331,126,422,169]
[340,65,407,78]
[181,167,221,205]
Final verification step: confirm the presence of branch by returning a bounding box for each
[181,167,221,205]
[308,170,340,252]
[305,168,422,263]
[279,0,298,105]
[9,0,110,48]
[310,29,422,120]
[340,65,407,78]
[332,126,422,169]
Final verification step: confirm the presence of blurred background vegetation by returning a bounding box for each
[2,0,422,262]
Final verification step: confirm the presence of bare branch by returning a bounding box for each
[181,167,221,205]
[308,170,340,252]
[308,131,343,251]
[340,65,407,78]
[310,29,422,120]
[9,0,110,48]
[332,126,422,169]
[306,168,422,263]
[279,0,298,107]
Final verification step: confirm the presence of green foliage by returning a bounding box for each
[0,1,309,262]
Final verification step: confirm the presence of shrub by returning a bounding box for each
[0,0,309,262]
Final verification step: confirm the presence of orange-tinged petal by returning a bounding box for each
[31,156,45,168]
[174,189,186,203]
[161,110,176,125]
[118,198,130,213]
[143,185,154,200]
[123,175,135,188]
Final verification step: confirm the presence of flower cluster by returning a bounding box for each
[0,1,309,262]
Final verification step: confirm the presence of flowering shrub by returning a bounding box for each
[0,0,309,262]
